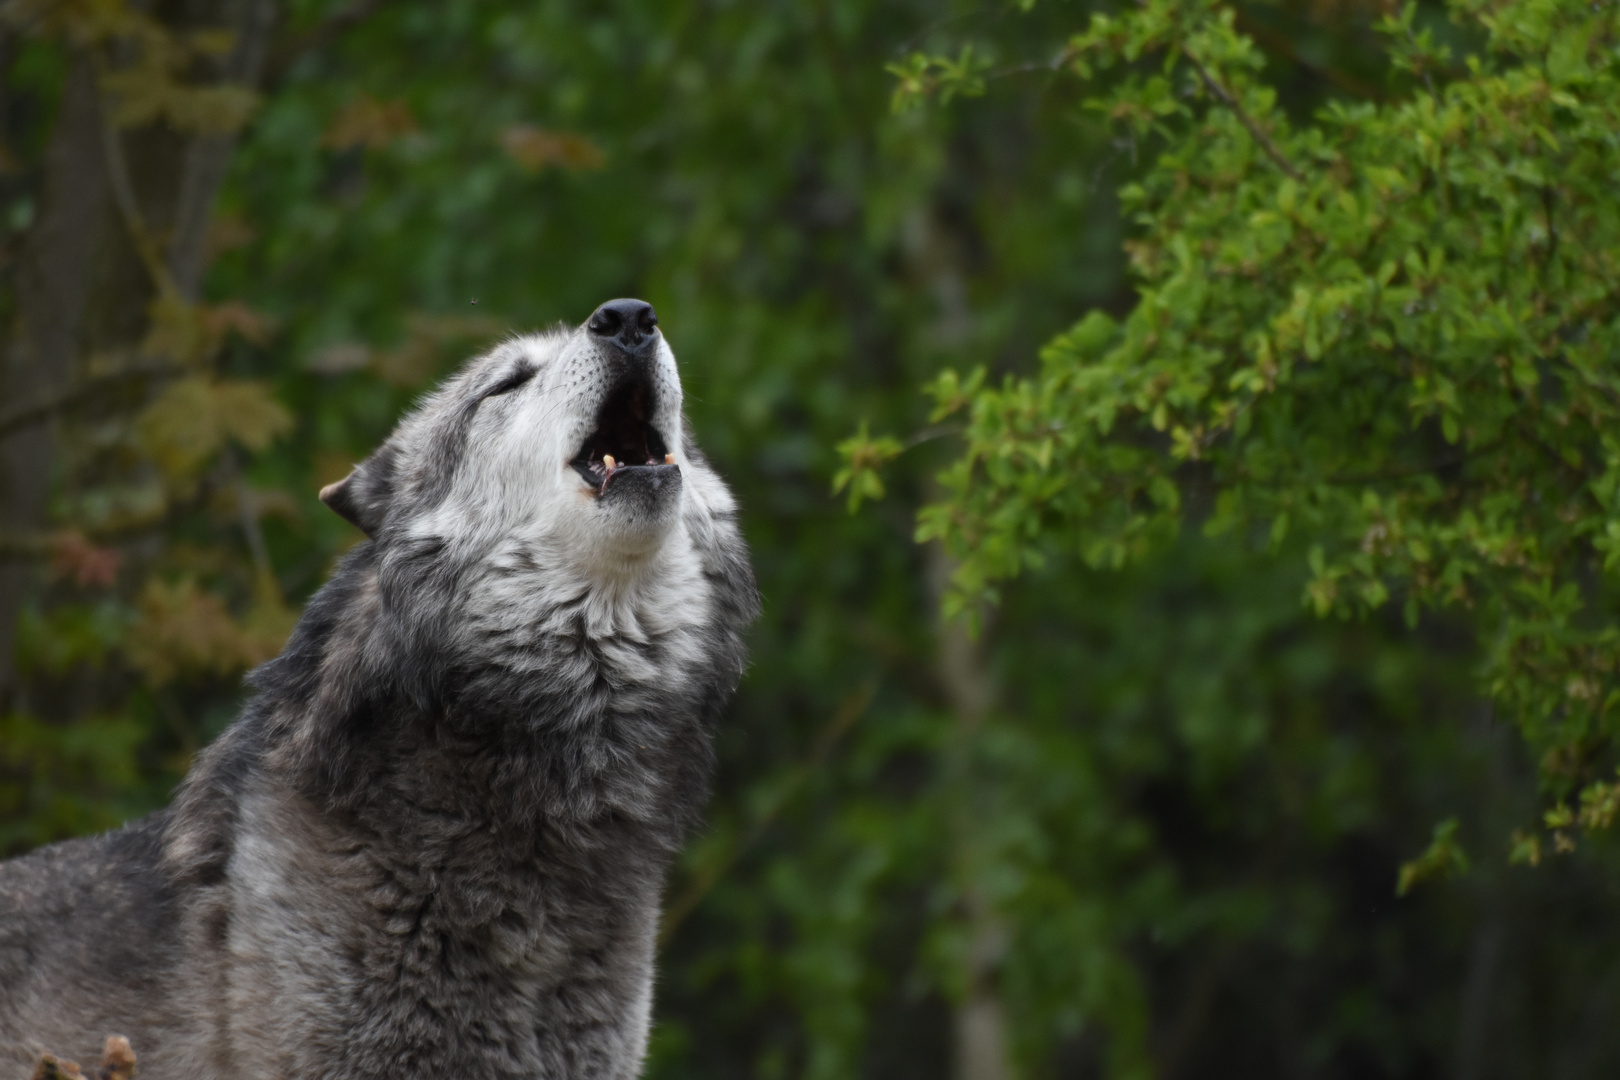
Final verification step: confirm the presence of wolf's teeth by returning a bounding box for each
[603,454,616,470]
[664,454,675,465]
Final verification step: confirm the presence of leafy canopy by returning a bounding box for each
[844,0,1620,861]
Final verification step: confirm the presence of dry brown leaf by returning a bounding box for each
[322,94,418,151]
[141,295,271,366]
[203,211,257,264]
[202,300,274,347]
[7,0,153,51]
[49,532,122,589]
[101,66,258,134]
[499,124,605,172]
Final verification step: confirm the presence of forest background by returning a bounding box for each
[0,0,1617,1078]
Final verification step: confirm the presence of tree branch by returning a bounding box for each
[0,532,56,560]
[167,0,279,297]
[0,471,225,563]
[91,53,181,299]
[0,361,184,444]
[1183,51,1304,182]
[263,0,385,88]
[1231,11,1386,103]
[0,385,91,443]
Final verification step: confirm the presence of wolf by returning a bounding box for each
[0,299,758,1079]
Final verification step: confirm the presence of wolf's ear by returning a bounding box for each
[319,447,396,537]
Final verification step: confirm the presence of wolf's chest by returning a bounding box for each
[220,790,662,1075]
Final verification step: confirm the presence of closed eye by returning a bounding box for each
[481,365,537,400]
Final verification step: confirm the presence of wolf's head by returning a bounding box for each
[319,299,731,578]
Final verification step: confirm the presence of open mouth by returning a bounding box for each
[570,379,673,495]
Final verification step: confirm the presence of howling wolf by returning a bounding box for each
[0,299,758,1079]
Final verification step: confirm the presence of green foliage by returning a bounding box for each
[886,46,992,112]
[0,707,147,852]
[1396,816,1469,894]
[869,0,1620,847]
[831,423,904,511]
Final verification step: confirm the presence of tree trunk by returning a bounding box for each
[932,540,1017,1080]
[905,195,1018,1080]
[0,56,113,706]
[0,0,276,709]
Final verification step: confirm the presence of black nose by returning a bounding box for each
[587,298,658,352]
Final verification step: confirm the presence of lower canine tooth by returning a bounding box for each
[603,454,616,470]
[665,454,675,465]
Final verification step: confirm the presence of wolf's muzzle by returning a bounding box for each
[570,345,673,495]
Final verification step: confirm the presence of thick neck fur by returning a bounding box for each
[161,489,756,894]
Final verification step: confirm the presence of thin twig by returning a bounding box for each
[1406,22,1440,99]
[91,53,181,298]
[264,0,385,87]
[1231,11,1385,102]
[892,6,998,58]
[986,45,1080,82]
[0,362,180,443]
[0,532,57,560]
[1327,439,1500,486]
[0,476,225,563]
[228,448,284,605]
[0,385,97,442]
[905,422,965,450]
[1183,51,1304,182]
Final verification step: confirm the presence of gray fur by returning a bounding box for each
[0,310,758,1079]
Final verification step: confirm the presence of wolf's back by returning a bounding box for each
[0,816,184,1074]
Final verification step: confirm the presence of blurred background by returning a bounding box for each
[0,1,1617,1077]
